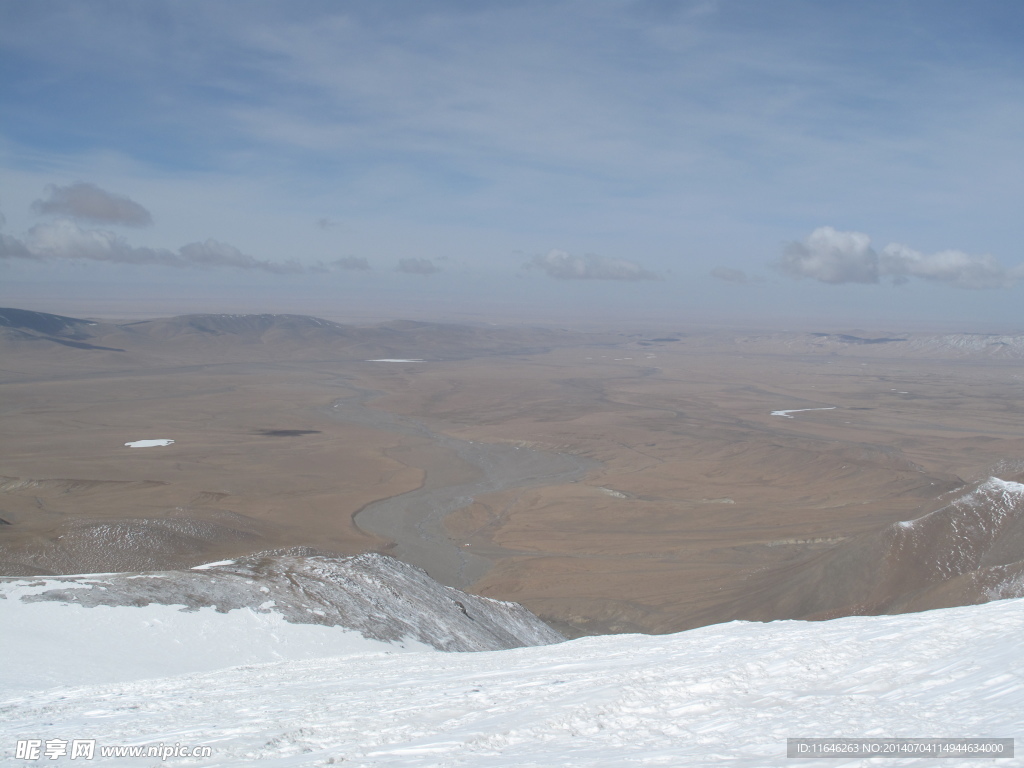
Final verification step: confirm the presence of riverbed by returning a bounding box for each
[326,384,597,590]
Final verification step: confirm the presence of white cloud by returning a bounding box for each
[8,220,302,273]
[0,232,33,260]
[710,266,749,284]
[177,239,302,274]
[778,226,879,284]
[528,250,657,281]
[397,257,440,275]
[1,211,32,260]
[330,256,370,271]
[879,243,1014,289]
[779,227,1021,289]
[32,182,153,227]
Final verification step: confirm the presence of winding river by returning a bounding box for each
[326,383,597,590]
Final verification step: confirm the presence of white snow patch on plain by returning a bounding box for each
[771,407,836,418]
[191,559,236,570]
[365,359,426,363]
[124,438,174,448]
[1,599,1021,766]
[0,598,432,692]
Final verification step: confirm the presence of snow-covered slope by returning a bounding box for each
[0,552,562,690]
[717,476,1024,623]
[2,598,1021,766]
[894,477,1024,592]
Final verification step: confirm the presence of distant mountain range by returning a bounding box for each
[0,307,606,364]
[730,329,1024,358]
[5,307,1024,363]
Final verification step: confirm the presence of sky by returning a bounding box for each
[2,0,1023,330]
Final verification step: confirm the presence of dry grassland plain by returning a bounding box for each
[359,340,1024,634]
[3,317,1023,635]
[0,365,427,573]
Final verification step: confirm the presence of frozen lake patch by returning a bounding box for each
[771,407,836,419]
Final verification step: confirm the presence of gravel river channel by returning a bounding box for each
[326,384,597,590]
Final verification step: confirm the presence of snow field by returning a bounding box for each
[0,596,432,692]
[2,598,1021,766]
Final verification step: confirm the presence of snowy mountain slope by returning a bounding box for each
[714,477,1024,624]
[0,552,562,690]
[2,598,1021,767]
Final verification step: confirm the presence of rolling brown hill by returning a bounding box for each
[712,474,1024,624]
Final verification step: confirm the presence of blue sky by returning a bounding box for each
[2,0,1023,328]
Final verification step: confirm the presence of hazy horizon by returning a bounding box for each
[3,1,1023,331]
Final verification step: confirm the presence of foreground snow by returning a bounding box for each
[1,597,433,691]
[3,598,1021,767]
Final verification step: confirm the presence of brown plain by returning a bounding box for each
[2,316,1023,635]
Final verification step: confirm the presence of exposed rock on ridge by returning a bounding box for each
[6,551,564,652]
